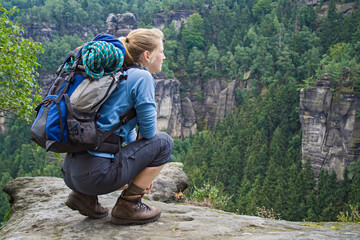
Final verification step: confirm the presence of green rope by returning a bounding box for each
[63,41,124,79]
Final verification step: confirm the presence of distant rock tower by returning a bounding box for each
[106,12,137,37]
[300,74,360,180]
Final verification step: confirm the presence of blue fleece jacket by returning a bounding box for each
[89,67,157,158]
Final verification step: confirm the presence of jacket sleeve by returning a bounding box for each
[132,72,157,139]
[125,128,137,143]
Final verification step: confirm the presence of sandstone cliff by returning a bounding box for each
[106,12,137,37]
[153,10,196,30]
[300,74,360,179]
[155,77,197,138]
[1,176,359,240]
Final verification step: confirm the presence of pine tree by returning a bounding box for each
[284,161,306,220]
[261,158,280,209]
[349,160,360,208]
[302,158,318,220]
[246,175,263,215]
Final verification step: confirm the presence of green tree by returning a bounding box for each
[261,158,282,209]
[246,175,263,215]
[319,0,339,52]
[299,4,317,31]
[181,13,205,50]
[302,158,318,221]
[348,160,360,208]
[234,45,252,79]
[186,47,205,78]
[252,0,272,19]
[220,51,238,79]
[207,44,220,73]
[0,5,43,122]
[285,161,306,220]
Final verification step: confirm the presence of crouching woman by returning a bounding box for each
[62,28,173,225]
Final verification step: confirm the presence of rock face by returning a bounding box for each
[106,12,137,37]
[153,10,196,30]
[23,23,101,42]
[188,79,239,129]
[154,76,238,138]
[148,162,189,202]
[1,176,359,240]
[155,78,197,138]
[216,80,238,122]
[300,74,360,179]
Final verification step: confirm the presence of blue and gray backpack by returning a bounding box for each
[31,34,136,153]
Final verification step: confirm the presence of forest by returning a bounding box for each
[1,0,360,224]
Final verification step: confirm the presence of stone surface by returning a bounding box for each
[300,74,360,179]
[24,23,101,42]
[189,78,239,129]
[1,176,359,240]
[147,162,189,202]
[106,12,137,37]
[155,78,198,139]
[216,80,237,122]
[153,10,196,31]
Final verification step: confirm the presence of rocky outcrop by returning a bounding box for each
[1,175,359,240]
[186,79,239,129]
[155,77,238,137]
[153,10,196,30]
[181,97,197,137]
[24,23,101,42]
[304,0,321,6]
[106,12,137,37]
[216,80,237,122]
[148,162,189,202]
[300,74,360,179]
[23,23,57,41]
[155,78,197,138]
[0,113,5,133]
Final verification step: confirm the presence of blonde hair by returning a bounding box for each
[119,28,164,67]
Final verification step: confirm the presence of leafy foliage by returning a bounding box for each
[185,183,233,210]
[0,4,43,122]
[337,205,360,223]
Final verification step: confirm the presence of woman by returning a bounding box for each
[62,28,173,225]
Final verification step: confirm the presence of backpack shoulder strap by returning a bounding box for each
[101,107,137,142]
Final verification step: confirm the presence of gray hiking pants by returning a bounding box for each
[62,132,173,196]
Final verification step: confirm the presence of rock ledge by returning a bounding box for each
[1,177,359,240]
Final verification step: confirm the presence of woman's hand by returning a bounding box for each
[144,181,153,194]
[137,132,143,140]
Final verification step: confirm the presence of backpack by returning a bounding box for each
[30,34,136,154]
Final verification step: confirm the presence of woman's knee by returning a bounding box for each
[150,132,173,166]
[156,132,173,152]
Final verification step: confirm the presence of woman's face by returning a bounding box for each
[146,39,166,74]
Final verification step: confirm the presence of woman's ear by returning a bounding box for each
[142,50,151,62]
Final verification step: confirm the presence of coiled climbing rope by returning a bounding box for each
[64,41,124,79]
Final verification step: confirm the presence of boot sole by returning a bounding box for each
[110,212,161,225]
[66,194,108,219]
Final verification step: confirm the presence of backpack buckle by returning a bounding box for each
[43,99,51,107]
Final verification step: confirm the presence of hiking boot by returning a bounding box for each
[65,190,109,219]
[110,194,161,225]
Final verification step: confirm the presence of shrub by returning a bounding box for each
[337,205,360,223]
[185,183,232,210]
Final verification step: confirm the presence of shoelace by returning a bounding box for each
[136,201,151,212]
